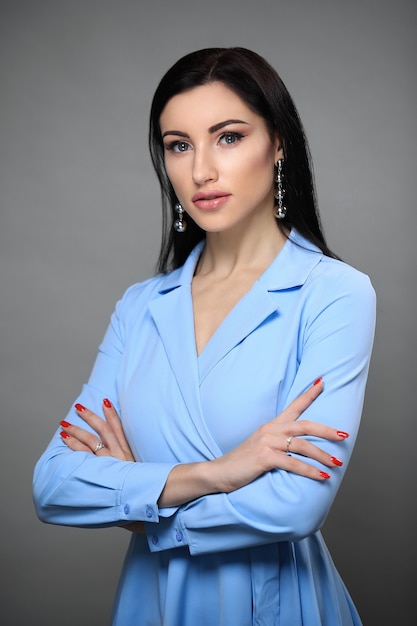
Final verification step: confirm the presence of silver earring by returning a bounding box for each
[174,202,187,233]
[274,159,287,220]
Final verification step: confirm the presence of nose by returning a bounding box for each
[192,146,218,185]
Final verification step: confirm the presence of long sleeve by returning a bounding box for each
[33,235,370,625]
[32,281,178,527]
[144,261,376,555]
[33,235,376,558]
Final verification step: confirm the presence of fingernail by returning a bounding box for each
[331,456,343,467]
[103,398,112,408]
[60,431,70,439]
[337,431,349,439]
[319,471,331,479]
[75,403,85,412]
[60,420,71,428]
[313,377,322,386]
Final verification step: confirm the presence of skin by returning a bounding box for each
[61,83,349,521]
[160,82,287,354]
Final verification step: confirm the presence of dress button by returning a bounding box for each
[124,504,130,515]
[146,506,153,518]
[151,535,159,545]
[175,531,183,542]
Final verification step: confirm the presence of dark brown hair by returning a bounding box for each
[149,47,336,272]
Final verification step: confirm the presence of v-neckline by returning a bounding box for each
[193,276,259,359]
[191,239,290,359]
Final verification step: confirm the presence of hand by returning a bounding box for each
[61,401,144,534]
[60,399,135,462]
[210,377,348,492]
[158,378,350,508]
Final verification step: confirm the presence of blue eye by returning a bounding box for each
[219,132,244,145]
[165,141,191,153]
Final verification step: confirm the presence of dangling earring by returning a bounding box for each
[274,159,287,220]
[174,202,187,233]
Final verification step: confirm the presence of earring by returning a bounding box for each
[274,159,287,220]
[174,202,187,233]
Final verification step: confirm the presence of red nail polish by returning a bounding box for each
[60,431,70,439]
[331,456,343,467]
[103,398,112,408]
[75,403,85,412]
[60,420,71,428]
[337,431,349,439]
[313,377,322,386]
[319,471,331,479]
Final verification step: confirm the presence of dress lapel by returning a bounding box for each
[198,231,323,380]
[148,243,202,395]
[148,232,323,450]
[197,283,280,382]
[148,245,222,456]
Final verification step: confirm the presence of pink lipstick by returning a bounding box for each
[192,190,231,210]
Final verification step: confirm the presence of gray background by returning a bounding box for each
[1,1,415,624]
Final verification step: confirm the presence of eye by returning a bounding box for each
[165,140,191,153]
[219,132,244,145]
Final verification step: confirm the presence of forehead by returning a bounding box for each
[159,82,261,131]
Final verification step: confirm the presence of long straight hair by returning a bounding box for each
[149,47,337,272]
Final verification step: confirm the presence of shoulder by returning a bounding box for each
[115,269,182,316]
[105,269,182,343]
[113,241,203,319]
[307,255,376,303]
[285,230,375,303]
[298,255,376,339]
[265,231,375,307]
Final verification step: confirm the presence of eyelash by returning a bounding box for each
[165,140,190,153]
[219,131,245,145]
[164,131,245,153]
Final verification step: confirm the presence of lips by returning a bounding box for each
[192,191,231,211]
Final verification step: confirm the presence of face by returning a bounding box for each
[159,82,283,234]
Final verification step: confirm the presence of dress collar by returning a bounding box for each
[157,230,323,294]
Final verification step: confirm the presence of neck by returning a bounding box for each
[196,215,288,278]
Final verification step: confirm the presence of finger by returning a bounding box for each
[73,403,135,461]
[60,431,95,454]
[287,436,344,469]
[74,404,124,453]
[290,419,350,442]
[283,454,332,481]
[74,403,108,436]
[279,377,323,423]
[60,421,108,455]
[102,399,126,441]
[102,399,135,461]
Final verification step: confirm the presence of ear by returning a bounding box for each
[273,136,284,162]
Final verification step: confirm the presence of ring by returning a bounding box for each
[94,441,105,452]
[285,436,293,453]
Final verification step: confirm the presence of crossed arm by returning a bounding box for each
[59,377,348,526]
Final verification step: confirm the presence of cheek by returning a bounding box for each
[164,158,188,195]
[231,141,274,174]
[235,150,274,191]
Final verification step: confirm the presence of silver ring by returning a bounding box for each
[94,441,105,453]
[285,436,293,453]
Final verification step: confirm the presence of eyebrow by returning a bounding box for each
[162,119,248,139]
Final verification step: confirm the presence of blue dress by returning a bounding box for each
[33,230,376,625]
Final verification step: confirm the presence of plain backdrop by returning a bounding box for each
[1,1,415,624]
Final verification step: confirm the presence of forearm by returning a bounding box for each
[33,438,176,527]
[157,461,220,508]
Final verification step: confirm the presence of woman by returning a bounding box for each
[33,47,376,625]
